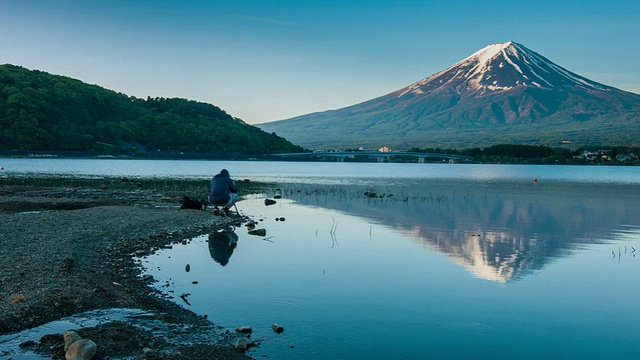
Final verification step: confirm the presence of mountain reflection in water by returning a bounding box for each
[280,179,640,283]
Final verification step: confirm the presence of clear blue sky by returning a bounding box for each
[1,0,638,124]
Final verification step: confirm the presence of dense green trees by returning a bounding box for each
[0,64,304,156]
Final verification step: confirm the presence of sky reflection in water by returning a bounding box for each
[140,179,640,360]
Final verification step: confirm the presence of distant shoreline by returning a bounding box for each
[1,152,638,166]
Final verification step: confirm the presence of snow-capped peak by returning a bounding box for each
[398,41,610,98]
[467,41,513,68]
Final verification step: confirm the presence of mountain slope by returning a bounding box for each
[0,64,304,155]
[258,41,640,150]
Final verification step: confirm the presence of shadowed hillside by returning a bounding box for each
[0,64,304,156]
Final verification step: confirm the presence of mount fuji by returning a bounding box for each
[258,41,640,150]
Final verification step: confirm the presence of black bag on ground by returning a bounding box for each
[181,196,206,210]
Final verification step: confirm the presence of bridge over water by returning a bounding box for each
[272,151,474,163]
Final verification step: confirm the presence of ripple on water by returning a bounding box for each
[450,322,492,336]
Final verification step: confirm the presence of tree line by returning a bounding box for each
[410,144,639,164]
[0,64,304,156]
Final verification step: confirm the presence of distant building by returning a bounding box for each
[576,149,626,162]
[616,153,637,162]
[378,146,390,153]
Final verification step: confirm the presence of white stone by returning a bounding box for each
[65,339,97,360]
[235,338,249,351]
[63,331,83,352]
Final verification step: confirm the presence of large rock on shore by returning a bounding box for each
[63,330,97,359]
[63,331,83,352]
[66,338,97,359]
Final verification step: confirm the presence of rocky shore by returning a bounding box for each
[0,179,258,359]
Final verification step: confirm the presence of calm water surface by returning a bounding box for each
[3,159,640,359]
[2,157,640,184]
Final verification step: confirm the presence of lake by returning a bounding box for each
[2,159,640,359]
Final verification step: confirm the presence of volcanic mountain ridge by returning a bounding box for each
[258,41,640,150]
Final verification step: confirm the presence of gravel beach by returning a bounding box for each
[0,180,255,359]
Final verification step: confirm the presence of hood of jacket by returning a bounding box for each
[215,169,230,178]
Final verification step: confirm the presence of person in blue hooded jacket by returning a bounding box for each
[208,169,238,215]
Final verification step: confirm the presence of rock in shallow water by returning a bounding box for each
[248,229,267,237]
[235,326,253,333]
[271,323,284,334]
[235,338,249,351]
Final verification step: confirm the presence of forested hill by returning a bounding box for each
[0,64,304,156]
